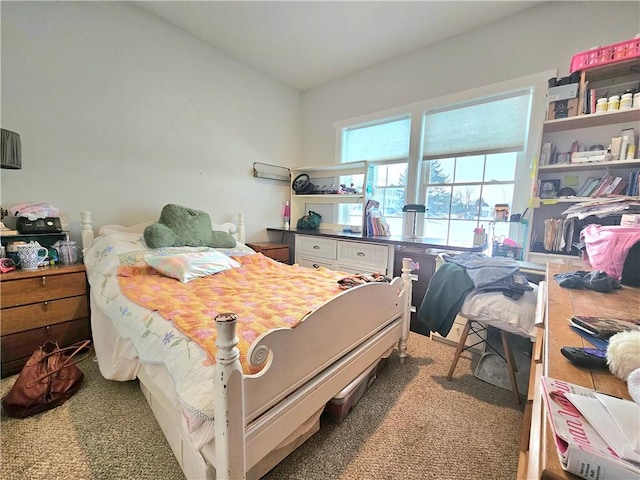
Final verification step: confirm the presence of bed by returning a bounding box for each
[81,212,413,480]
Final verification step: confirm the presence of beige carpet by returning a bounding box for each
[1,333,524,479]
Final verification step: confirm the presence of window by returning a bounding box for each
[420,90,532,245]
[333,70,552,251]
[339,116,410,230]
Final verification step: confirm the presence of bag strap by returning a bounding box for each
[32,340,92,384]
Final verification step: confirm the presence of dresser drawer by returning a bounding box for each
[1,318,91,377]
[337,241,389,269]
[335,262,382,275]
[297,256,336,270]
[1,296,89,335]
[1,272,87,308]
[296,236,337,260]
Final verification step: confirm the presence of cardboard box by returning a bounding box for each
[548,98,579,120]
[621,214,640,227]
[547,83,579,102]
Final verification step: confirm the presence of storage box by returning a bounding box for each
[547,98,579,120]
[570,37,640,73]
[324,358,388,423]
[621,214,640,227]
[547,83,579,102]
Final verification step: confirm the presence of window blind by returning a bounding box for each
[342,116,410,162]
[422,90,531,159]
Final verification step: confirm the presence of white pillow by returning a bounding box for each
[459,283,538,339]
[144,250,241,283]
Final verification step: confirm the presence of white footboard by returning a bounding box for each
[212,258,413,479]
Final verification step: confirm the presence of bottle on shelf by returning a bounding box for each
[282,201,290,229]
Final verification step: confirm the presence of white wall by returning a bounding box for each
[3,2,639,245]
[301,1,640,167]
[1,1,301,243]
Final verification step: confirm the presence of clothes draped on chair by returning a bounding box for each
[416,253,533,337]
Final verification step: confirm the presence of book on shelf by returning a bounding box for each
[570,316,640,339]
[590,175,614,198]
[541,376,640,480]
[627,170,639,196]
[575,177,598,197]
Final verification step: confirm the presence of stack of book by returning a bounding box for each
[575,174,632,198]
[541,376,640,479]
[364,199,391,237]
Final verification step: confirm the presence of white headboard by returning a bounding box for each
[80,211,246,256]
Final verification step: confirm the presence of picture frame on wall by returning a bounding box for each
[540,179,561,199]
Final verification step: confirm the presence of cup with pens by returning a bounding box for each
[473,225,486,246]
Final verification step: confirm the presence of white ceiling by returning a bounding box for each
[136,1,544,91]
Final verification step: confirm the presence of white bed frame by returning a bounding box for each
[81,211,413,480]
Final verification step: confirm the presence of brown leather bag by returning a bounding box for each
[2,340,92,418]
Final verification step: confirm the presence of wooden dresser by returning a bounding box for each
[246,242,291,264]
[1,264,91,377]
[518,262,637,479]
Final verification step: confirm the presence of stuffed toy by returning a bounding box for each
[606,330,640,405]
[143,204,236,249]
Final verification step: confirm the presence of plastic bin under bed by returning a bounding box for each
[324,357,389,423]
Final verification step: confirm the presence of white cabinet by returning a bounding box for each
[295,235,392,275]
[527,58,640,265]
[290,161,373,230]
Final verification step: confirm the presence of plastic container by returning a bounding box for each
[619,135,631,161]
[595,98,608,113]
[607,95,620,112]
[57,240,78,264]
[620,93,633,110]
[569,38,640,73]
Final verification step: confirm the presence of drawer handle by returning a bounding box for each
[312,264,320,269]
[313,245,320,250]
[41,276,46,286]
[42,301,49,311]
[357,251,365,257]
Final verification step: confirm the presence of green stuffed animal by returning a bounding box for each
[143,204,237,249]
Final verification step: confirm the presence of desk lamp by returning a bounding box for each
[403,204,426,238]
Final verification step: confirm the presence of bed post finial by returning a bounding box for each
[398,257,413,363]
[80,211,94,259]
[237,213,245,244]
[213,313,246,480]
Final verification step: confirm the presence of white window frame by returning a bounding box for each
[334,70,554,239]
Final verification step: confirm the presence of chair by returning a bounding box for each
[446,318,522,404]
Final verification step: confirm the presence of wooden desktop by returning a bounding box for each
[518,262,638,480]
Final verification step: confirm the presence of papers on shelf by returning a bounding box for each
[562,196,640,220]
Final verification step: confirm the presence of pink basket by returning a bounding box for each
[570,37,640,73]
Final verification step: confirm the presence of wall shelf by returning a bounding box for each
[538,159,640,174]
[542,107,640,133]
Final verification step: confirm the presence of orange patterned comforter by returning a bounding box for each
[118,253,346,374]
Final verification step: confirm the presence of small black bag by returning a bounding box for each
[297,211,321,229]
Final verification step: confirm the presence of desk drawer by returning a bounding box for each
[296,236,337,260]
[337,241,388,269]
[1,272,87,308]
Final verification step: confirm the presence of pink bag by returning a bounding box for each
[581,224,640,281]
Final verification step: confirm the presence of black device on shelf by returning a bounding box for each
[17,217,62,234]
